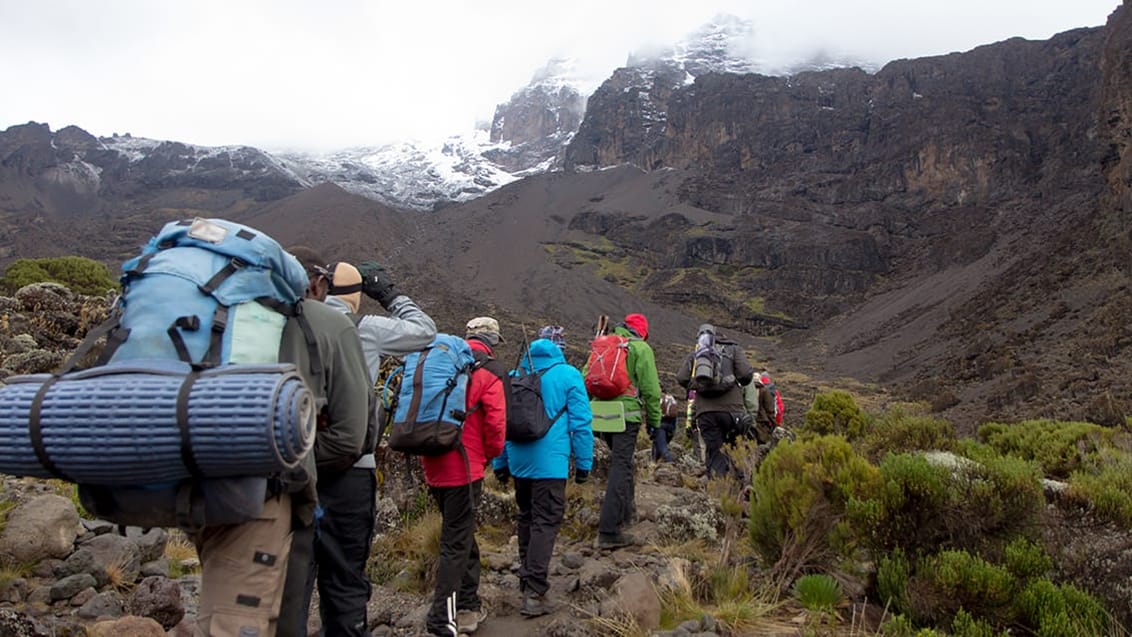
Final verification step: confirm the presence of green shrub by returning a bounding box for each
[976,420,1123,479]
[880,614,945,637]
[849,453,953,557]
[1067,451,1132,528]
[907,550,1017,627]
[850,451,1044,558]
[802,391,869,439]
[950,609,1000,637]
[859,406,956,462]
[877,549,911,613]
[1,256,116,296]
[1002,537,1051,582]
[791,573,842,612]
[748,435,881,577]
[1016,579,1109,637]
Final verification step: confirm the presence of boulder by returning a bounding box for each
[88,616,166,637]
[15,283,74,313]
[126,576,184,629]
[0,494,80,564]
[81,532,142,585]
[77,590,126,619]
[124,527,167,564]
[49,573,96,601]
[600,572,661,631]
[656,493,721,542]
[0,608,48,637]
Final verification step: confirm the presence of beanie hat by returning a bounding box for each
[466,316,505,346]
[538,325,566,348]
[328,262,363,314]
[624,313,649,341]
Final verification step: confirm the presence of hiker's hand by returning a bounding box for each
[494,466,510,485]
[357,261,401,309]
[646,425,657,441]
[574,469,590,484]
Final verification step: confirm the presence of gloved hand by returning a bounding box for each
[647,425,657,441]
[493,466,511,485]
[356,261,402,310]
[574,469,590,485]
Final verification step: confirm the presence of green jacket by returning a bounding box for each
[613,325,662,427]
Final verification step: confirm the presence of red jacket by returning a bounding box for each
[421,339,507,487]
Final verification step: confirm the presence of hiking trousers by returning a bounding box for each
[279,467,376,637]
[194,493,293,637]
[514,477,567,596]
[599,421,641,536]
[698,411,742,480]
[427,480,484,636]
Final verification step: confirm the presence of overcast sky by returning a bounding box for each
[0,0,1120,152]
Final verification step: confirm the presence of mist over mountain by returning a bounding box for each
[0,5,1130,435]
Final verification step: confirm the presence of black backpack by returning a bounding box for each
[507,363,566,443]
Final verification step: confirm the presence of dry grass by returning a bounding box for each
[104,555,135,592]
[164,532,199,578]
[367,510,442,593]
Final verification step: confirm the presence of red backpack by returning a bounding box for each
[584,334,633,399]
[765,381,784,426]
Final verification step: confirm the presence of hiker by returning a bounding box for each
[538,324,566,350]
[652,390,679,463]
[594,313,661,549]
[743,372,778,445]
[676,324,755,480]
[492,338,594,618]
[278,248,376,637]
[420,317,508,636]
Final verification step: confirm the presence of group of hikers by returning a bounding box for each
[230,250,784,637]
[39,219,784,637]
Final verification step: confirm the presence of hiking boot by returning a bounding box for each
[456,609,487,633]
[520,593,550,617]
[597,532,639,550]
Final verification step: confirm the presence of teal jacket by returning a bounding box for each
[493,339,594,479]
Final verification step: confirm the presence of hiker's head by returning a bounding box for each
[466,316,505,348]
[624,313,649,341]
[288,245,331,301]
[698,323,716,336]
[538,325,566,349]
[327,261,363,313]
[760,372,772,385]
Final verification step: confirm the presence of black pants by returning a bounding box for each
[698,411,743,480]
[426,480,483,635]
[279,468,376,637]
[598,421,640,537]
[514,478,566,596]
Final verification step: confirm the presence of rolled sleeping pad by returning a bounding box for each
[0,360,316,485]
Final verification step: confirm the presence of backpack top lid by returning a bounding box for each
[124,218,309,307]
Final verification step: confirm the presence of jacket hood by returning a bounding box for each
[523,338,567,371]
[624,313,649,340]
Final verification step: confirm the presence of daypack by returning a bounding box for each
[584,334,632,399]
[660,393,680,420]
[766,381,784,426]
[57,217,316,530]
[508,363,566,443]
[387,334,476,456]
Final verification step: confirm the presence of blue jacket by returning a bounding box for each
[494,339,594,479]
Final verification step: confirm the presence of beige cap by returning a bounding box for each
[465,316,505,342]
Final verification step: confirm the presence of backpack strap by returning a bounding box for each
[175,371,206,479]
[28,376,72,482]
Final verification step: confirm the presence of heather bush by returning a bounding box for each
[801,390,869,439]
[1016,579,1110,637]
[850,450,1044,558]
[748,435,881,579]
[1,256,116,296]
[858,405,956,462]
[905,550,1017,627]
[976,419,1128,479]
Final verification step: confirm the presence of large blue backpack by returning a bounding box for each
[386,334,476,456]
[0,218,321,531]
[107,217,310,366]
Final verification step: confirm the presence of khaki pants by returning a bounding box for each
[194,494,293,637]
